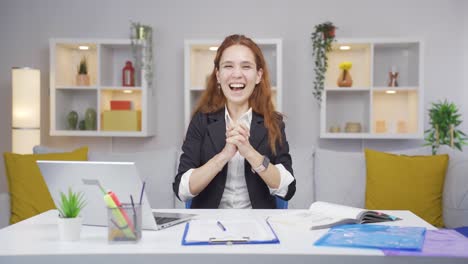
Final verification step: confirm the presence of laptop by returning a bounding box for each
[37,160,195,230]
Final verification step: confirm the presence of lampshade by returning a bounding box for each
[12,67,40,154]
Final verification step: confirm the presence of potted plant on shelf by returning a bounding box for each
[311,21,337,103]
[130,21,153,88]
[76,56,90,86]
[424,100,468,155]
[57,188,86,241]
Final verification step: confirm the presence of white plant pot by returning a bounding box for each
[58,216,83,241]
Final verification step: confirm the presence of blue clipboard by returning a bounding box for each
[181,219,280,246]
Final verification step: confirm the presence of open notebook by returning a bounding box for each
[269,201,400,230]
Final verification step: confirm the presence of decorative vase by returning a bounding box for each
[79,120,86,130]
[84,108,97,130]
[76,74,90,86]
[66,111,78,130]
[345,122,362,133]
[337,70,353,87]
[58,216,83,241]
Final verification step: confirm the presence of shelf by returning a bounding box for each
[50,130,150,137]
[100,43,142,87]
[54,43,98,87]
[325,87,370,91]
[373,42,420,87]
[326,43,372,88]
[324,90,370,134]
[50,38,154,137]
[54,89,97,131]
[321,132,422,139]
[56,86,99,90]
[372,90,419,134]
[373,86,418,91]
[320,39,423,139]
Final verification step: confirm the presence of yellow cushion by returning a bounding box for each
[3,147,88,224]
[364,149,448,227]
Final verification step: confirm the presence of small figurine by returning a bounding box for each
[388,66,399,87]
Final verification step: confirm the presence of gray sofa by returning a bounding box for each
[0,145,467,229]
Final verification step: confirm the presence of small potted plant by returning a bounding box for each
[311,21,337,103]
[424,100,468,155]
[57,188,86,241]
[76,56,90,86]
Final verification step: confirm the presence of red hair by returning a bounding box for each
[193,34,283,154]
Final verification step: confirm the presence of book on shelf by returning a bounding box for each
[269,201,401,230]
[110,100,132,110]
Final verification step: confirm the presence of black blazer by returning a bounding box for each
[173,109,296,209]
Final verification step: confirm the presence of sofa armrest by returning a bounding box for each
[0,192,10,229]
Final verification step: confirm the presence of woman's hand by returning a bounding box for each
[220,124,238,161]
[226,123,254,158]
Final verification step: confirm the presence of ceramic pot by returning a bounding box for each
[76,74,90,86]
[58,216,83,241]
[85,108,97,130]
[337,70,353,87]
[79,120,86,130]
[66,111,78,130]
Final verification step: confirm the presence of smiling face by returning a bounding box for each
[216,44,263,109]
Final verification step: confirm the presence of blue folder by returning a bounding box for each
[181,219,280,246]
[314,224,426,251]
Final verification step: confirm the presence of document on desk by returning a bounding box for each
[269,202,401,230]
[182,219,279,245]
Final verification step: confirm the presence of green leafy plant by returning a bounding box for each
[77,56,88,75]
[424,100,467,155]
[57,188,86,218]
[311,21,337,103]
[130,21,153,88]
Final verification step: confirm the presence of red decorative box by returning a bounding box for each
[110,100,132,110]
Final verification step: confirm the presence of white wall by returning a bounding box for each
[0,0,467,194]
[463,0,468,133]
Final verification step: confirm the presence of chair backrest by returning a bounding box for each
[185,197,288,209]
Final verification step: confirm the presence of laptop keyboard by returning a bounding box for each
[155,217,179,225]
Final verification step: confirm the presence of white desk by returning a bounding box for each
[0,209,465,264]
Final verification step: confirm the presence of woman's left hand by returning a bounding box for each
[226,123,254,157]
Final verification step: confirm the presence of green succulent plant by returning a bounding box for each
[57,188,86,218]
[311,21,337,103]
[424,100,467,155]
[77,56,88,75]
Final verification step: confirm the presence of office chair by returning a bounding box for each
[185,197,288,209]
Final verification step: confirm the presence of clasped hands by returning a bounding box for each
[221,122,255,160]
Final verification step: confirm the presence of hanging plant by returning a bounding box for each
[424,100,468,155]
[311,21,337,103]
[130,21,154,89]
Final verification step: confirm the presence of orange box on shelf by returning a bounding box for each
[110,100,132,110]
[101,110,141,131]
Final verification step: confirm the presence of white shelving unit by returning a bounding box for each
[184,38,282,129]
[320,39,423,139]
[49,38,155,137]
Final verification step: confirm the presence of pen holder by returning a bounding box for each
[107,203,142,243]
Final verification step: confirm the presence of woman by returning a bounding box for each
[173,34,295,209]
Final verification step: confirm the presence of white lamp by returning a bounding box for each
[12,67,40,154]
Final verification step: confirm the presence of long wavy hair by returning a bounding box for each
[193,34,283,154]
